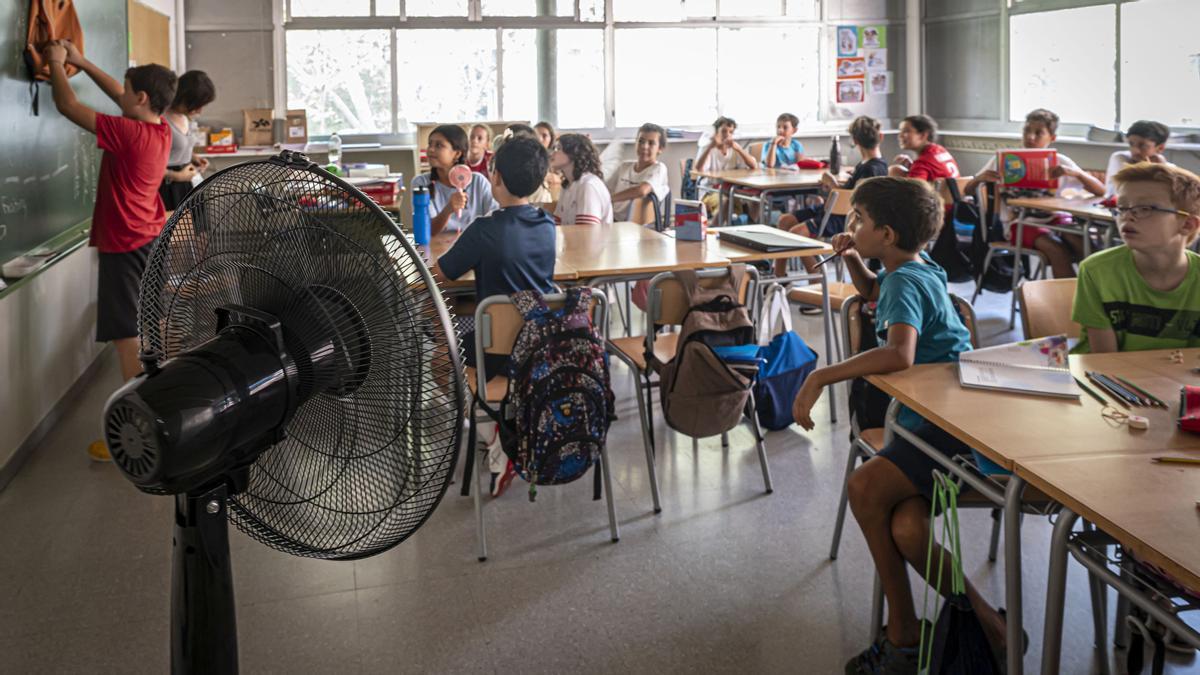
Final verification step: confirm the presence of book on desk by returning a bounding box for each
[957,335,1080,399]
[716,224,827,253]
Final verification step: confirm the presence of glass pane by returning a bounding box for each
[502,30,540,122]
[376,0,400,14]
[1121,0,1200,128]
[396,30,497,127]
[286,30,391,135]
[483,0,573,15]
[578,0,603,21]
[615,28,717,126]
[717,26,820,125]
[406,0,469,16]
[1009,5,1116,126]
[556,30,606,127]
[614,0,683,21]
[290,0,370,17]
[785,0,818,18]
[719,0,782,16]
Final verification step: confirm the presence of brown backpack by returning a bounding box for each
[646,266,758,438]
[23,0,84,114]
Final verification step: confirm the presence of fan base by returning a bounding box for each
[172,487,239,675]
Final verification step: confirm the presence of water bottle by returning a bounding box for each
[411,186,431,246]
[328,131,342,167]
[829,135,842,176]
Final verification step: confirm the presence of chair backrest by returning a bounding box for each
[841,294,868,358]
[825,188,854,217]
[474,289,606,379]
[1018,278,1080,339]
[949,293,980,348]
[937,176,974,207]
[746,141,765,163]
[647,266,757,329]
[679,157,698,200]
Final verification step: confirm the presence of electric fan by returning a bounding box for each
[101,151,464,674]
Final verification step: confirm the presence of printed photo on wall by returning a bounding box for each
[837,79,865,103]
[836,57,867,79]
[860,25,886,49]
[866,49,887,71]
[869,71,893,95]
[837,26,858,57]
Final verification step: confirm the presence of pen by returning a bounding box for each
[1074,376,1109,406]
[1087,372,1131,408]
[1152,456,1200,466]
[1114,375,1167,409]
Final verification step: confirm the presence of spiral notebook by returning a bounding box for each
[957,335,1079,399]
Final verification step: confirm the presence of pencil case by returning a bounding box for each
[1180,386,1200,434]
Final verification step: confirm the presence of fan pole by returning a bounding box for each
[172,487,238,675]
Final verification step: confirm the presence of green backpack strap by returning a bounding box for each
[919,471,964,672]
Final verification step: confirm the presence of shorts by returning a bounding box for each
[876,422,973,503]
[96,242,154,342]
[1007,213,1072,249]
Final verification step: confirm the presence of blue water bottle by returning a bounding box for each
[412,186,431,245]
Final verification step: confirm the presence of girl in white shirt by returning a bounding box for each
[552,133,613,225]
[609,122,671,225]
[1104,120,1172,197]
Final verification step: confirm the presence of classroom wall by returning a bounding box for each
[183,0,275,134]
[135,0,180,69]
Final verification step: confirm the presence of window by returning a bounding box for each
[1121,0,1200,128]
[555,30,606,127]
[286,30,392,135]
[395,30,497,125]
[482,0,574,16]
[290,0,371,17]
[1008,5,1116,127]
[717,26,820,124]
[615,29,717,127]
[406,0,469,16]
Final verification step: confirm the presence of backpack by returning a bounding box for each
[23,0,85,115]
[480,288,615,501]
[680,157,698,201]
[930,180,975,283]
[647,266,757,438]
[754,283,818,431]
[970,184,1033,294]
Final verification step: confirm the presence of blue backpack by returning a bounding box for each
[754,284,818,431]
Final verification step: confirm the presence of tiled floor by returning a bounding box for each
[1,281,1197,674]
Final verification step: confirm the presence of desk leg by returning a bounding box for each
[821,272,837,423]
[1010,210,1026,330]
[762,189,774,226]
[1004,475,1026,675]
[718,184,728,226]
[1081,217,1093,259]
[1040,508,1079,675]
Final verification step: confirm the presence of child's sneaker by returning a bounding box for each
[491,459,517,498]
[87,440,112,463]
[844,635,919,675]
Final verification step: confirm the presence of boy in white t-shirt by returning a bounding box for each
[610,122,670,225]
[1105,120,1173,197]
[695,116,758,217]
[551,133,613,225]
[964,108,1105,279]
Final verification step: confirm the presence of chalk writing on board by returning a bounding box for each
[0,224,7,242]
[1,195,29,219]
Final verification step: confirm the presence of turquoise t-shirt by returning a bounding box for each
[760,138,805,167]
[875,252,974,429]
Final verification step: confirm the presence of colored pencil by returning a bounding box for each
[1152,456,1200,466]
[1090,372,1142,407]
[1086,372,1131,408]
[1114,375,1168,409]
[1096,372,1148,406]
[1074,376,1109,406]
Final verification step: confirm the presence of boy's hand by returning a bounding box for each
[831,232,858,257]
[820,171,838,190]
[194,157,210,172]
[892,154,912,168]
[1148,153,1167,164]
[58,40,84,66]
[976,168,1001,183]
[792,376,824,431]
[41,42,67,65]
[774,135,788,147]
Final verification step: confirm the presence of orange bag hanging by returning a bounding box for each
[23,0,85,114]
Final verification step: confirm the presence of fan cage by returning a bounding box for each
[137,154,464,560]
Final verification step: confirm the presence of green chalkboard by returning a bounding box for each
[0,0,127,266]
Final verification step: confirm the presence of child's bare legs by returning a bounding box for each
[847,457,1007,651]
[114,337,143,381]
[774,214,819,275]
[1031,234,1076,279]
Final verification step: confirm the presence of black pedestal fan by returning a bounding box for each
[102,151,463,674]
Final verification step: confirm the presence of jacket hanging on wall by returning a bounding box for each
[23,0,86,115]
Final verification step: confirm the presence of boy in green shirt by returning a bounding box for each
[1073,163,1200,353]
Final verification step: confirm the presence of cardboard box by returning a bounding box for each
[242,109,308,147]
[210,128,235,146]
[673,199,708,241]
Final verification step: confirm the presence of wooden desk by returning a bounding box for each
[424,232,580,289]
[690,168,825,225]
[561,230,730,279]
[1004,196,1115,224]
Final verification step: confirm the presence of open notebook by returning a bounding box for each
[957,335,1079,399]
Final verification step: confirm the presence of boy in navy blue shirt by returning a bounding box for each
[791,178,1010,674]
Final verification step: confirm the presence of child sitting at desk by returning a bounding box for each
[552,133,613,225]
[438,136,557,497]
[695,116,758,217]
[791,177,1013,674]
[609,122,670,225]
[963,108,1106,279]
[762,112,805,169]
[1073,163,1200,353]
[465,123,494,175]
[413,124,498,236]
[1105,120,1174,197]
[493,124,554,204]
[41,39,177,462]
[888,114,959,182]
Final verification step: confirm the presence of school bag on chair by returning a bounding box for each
[930,179,976,283]
[23,0,85,115]
[754,283,818,431]
[473,287,616,502]
[646,266,757,438]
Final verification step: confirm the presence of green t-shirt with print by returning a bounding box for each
[1072,246,1200,353]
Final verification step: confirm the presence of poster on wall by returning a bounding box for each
[836,57,866,79]
[869,71,893,95]
[836,79,865,103]
[837,26,858,57]
[859,25,886,49]
[866,49,887,71]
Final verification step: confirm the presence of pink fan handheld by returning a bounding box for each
[448,165,473,218]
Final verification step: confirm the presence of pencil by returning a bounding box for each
[813,242,855,268]
[1152,456,1200,466]
[1114,375,1168,409]
[1074,376,1109,406]
[1087,372,1131,408]
[1096,372,1148,406]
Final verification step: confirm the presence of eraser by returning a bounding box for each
[1128,415,1149,430]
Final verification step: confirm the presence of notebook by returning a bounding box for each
[717,225,826,253]
[957,335,1079,399]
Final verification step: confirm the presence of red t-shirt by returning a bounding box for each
[90,113,171,253]
[466,151,493,175]
[906,142,960,182]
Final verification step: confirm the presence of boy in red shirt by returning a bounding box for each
[889,114,960,181]
[42,39,176,461]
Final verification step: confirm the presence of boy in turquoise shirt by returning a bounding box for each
[792,177,1009,675]
[1073,162,1200,353]
[761,112,805,169]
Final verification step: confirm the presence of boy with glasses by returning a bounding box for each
[1073,163,1200,353]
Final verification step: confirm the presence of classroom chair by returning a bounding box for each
[464,290,619,561]
[648,191,673,233]
[679,157,699,201]
[785,187,856,359]
[607,266,771,513]
[1017,278,1080,340]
